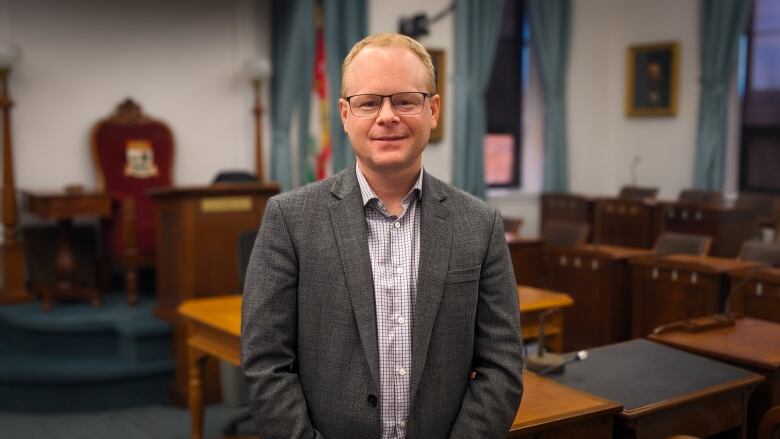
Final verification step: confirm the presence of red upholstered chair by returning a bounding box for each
[91,99,174,304]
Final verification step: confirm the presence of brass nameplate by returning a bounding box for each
[200,196,252,213]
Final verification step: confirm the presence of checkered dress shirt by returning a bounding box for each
[356,164,422,439]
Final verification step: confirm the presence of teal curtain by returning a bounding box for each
[692,0,750,190]
[271,0,315,191]
[530,0,571,192]
[452,0,505,199]
[324,0,367,174]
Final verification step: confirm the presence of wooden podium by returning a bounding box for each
[507,236,544,287]
[149,181,279,404]
[546,244,653,350]
[630,254,760,337]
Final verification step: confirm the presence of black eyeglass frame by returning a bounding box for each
[343,92,432,117]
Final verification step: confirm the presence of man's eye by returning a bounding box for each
[358,100,379,108]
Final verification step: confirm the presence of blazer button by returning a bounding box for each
[366,394,377,407]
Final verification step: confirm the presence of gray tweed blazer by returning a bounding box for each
[241,166,523,439]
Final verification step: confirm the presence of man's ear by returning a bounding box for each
[429,94,441,129]
[339,98,349,133]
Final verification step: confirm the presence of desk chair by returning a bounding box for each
[92,99,174,304]
[618,185,659,201]
[678,189,723,206]
[759,406,780,439]
[213,171,257,184]
[541,220,590,248]
[738,241,780,267]
[222,229,259,438]
[653,232,712,256]
[503,217,524,237]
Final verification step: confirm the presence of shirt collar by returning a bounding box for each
[355,162,423,207]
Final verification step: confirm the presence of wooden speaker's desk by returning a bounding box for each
[549,339,763,438]
[518,286,573,352]
[630,254,759,338]
[22,190,111,310]
[729,266,780,324]
[507,236,544,287]
[657,201,757,258]
[649,317,780,437]
[509,372,621,438]
[545,244,653,350]
[150,182,278,405]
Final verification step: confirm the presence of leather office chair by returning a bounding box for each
[92,99,174,304]
[503,217,524,237]
[737,241,780,267]
[213,170,257,184]
[618,185,659,201]
[653,232,712,256]
[759,406,780,439]
[678,189,723,206]
[222,229,259,438]
[541,220,590,248]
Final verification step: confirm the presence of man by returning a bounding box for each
[241,33,523,439]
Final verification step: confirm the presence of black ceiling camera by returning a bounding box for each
[399,14,430,39]
[398,3,455,40]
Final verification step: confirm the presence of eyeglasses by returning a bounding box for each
[344,92,430,117]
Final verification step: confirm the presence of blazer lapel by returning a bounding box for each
[327,169,380,390]
[409,173,452,402]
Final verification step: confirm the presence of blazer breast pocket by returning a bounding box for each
[444,265,481,285]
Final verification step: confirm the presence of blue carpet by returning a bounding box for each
[0,403,254,439]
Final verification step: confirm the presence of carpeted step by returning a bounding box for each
[0,294,170,360]
[0,353,174,412]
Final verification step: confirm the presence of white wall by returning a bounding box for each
[1,0,270,191]
[568,0,701,200]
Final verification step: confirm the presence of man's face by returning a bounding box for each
[339,46,440,176]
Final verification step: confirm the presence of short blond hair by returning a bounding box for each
[341,33,436,97]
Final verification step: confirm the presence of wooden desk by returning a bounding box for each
[150,182,278,405]
[540,193,596,238]
[730,266,780,324]
[518,286,573,352]
[649,317,780,438]
[630,254,759,338]
[23,190,111,310]
[594,198,658,249]
[507,236,544,287]
[550,339,764,438]
[509,372,622,438]
[179,295,241,439]
[658,201,757,258]
[545,244,653,350]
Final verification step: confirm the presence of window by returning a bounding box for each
[484,0,530,188]
[739,0,780,192]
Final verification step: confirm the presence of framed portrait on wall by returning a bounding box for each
[625,42,680,117]
[426,48,445,142]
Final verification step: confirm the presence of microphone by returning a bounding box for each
[538,350,588,376]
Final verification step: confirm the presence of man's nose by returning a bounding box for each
[376,96,399,123]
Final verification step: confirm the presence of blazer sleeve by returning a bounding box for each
[448,208,524,439]
[240,198,325,439]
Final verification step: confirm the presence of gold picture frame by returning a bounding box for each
[625,42,679,117]
[427,48,445,142]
